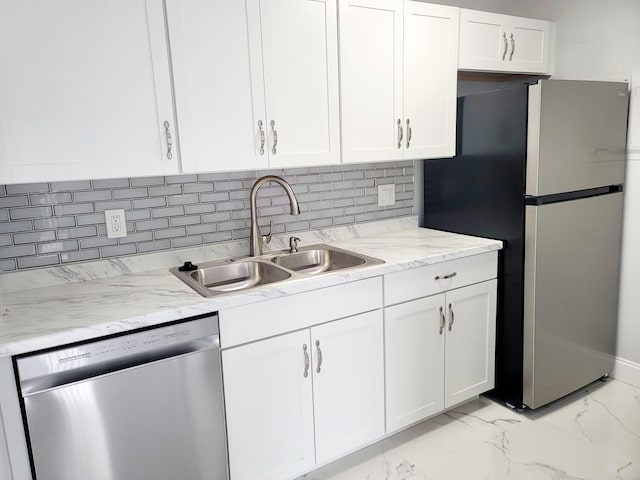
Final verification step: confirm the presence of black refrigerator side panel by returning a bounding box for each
[422,85,528,407]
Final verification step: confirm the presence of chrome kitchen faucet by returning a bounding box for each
[249,175,300,257]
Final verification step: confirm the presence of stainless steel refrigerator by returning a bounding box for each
[423,79,629,410]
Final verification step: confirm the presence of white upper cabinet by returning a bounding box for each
[166,0,266,173]
[339,0,459,163]
[404,2,459,159]
[247,0,341,168]
[0,0,178,184]
[458,9,553,75]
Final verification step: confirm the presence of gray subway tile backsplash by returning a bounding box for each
[0,162,414,272]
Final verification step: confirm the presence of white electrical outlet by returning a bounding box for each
[105,209,127,239]
[377,184,396,207]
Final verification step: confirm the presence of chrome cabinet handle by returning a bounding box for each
[434,272,457,280]
[406,118,412,148]
[397,119,403,149]
[271,120,278,155]
[509,33,515,61]
[502,32,508,60]
[258,120,265,155]
[439,306,445,335]
[303,344,309,378]
[448,303,454,331]
[163,120,173,160]
[315,339,323,374]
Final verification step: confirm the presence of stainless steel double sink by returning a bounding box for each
[170,244,384,298]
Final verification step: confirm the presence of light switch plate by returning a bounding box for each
[378,184,395,207]
[105,209,127,238]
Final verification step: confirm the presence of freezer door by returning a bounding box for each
[526,80,628,196]
[523,192,622,409]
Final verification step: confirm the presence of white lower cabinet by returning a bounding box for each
[222,309,384,480]
[221,254,498,479]
[385,295,445,432]
[222,329,315,480]
[384,253,497,433]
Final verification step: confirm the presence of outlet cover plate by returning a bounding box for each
[105,209,127,239]
[378,184,395,207]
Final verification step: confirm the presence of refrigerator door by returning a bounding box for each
[523,192,623,409]
[526,80,628,196]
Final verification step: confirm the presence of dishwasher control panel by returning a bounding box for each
[17,314,219,383]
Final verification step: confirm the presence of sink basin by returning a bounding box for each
[170,260,291,297]
[171,245,383,297]
[271,246,382,275]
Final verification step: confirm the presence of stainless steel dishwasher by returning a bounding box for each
[15,314,228,480]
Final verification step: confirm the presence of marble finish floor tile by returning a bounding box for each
[300,379,639,480]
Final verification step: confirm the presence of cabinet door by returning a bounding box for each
[459,9,551,74]
[458,9,507,72]
[249,0,341,168]
[222,330,315,480]
[312,310,385,464]
[403,2,458,160]
[385,294,445,433]
[0,0,178,183]
[444,280,497,408]
[339,0,404,163]
[507,17,552,74]
[166,0,267,173]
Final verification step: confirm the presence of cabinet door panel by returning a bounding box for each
[444,280,497,408]
[312,310,385,464]
[509,18,551,73]
[0,0,177,183]
[458,9,506,72]
[404,2,458,159]
[166,0,266,173]
[222,330,315,480]
[254,0,340,167]
[339,0,403,163]
[385,294,445,433]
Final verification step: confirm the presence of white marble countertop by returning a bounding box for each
[0,219,502,357]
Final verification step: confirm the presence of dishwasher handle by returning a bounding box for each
[19,334,220,396]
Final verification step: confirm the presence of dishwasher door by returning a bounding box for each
[17,317,228,480]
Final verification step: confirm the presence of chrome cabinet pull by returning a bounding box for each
[502,32,508,60]
[303,344,309,378]
[258,120,265,155]
[163,120,173,160]
[271,120,278,155]
[439,306,445,335]
[509,33,515,61]
[406,118,412,148]
[448,303,454,331]
[315,339,323,374]
[434,272,457,280]
[397,119,403,149]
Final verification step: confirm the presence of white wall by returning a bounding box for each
[514,0,640,387]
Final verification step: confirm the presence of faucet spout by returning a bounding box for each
[249,175,300,257]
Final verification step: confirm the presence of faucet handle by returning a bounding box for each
[261,220,273,246]
[289,236,301,253]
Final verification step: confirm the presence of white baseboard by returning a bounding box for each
[611,356,640,387]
